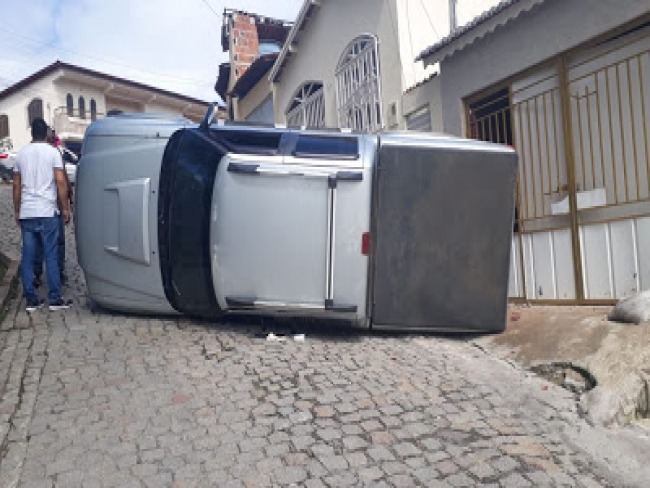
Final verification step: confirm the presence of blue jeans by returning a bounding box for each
[20,216,62,303]
[34,214,65,279]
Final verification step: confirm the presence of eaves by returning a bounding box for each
[416,0,546,65]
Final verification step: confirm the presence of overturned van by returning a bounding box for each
[75,108,518,332]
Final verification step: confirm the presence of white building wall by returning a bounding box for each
[237,78,274,122]
[53,78,107,116]
[1,67,209,150]
[0,73,60,150]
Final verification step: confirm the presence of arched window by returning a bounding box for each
[0,114,9,139]
[335,35,382,132]
[27,98,44,125]
[285,82,325,128]
[90,99,97,121]
[66,94,73,116]
[78,96,86,119]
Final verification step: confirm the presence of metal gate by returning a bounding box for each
[468,24,650,303]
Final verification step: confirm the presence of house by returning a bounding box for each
[219,0,502,130]
[0,61,213,153]
[418,0,650,302]
[215,9,293,123]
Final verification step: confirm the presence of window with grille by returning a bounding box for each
[90,99,97,121]
[27,98,43,125]
[285,82,325,128]
[335,35,382,132]
[79,97,86,119]
[0,114,9,139]
[66,94,73,116]
[405,106,432,132]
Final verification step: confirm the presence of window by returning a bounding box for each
[212,129,282,155]
[467,87,512,145]
[0,114,9,139]
[78,96,86,119]
[259,40,281,56]
[335,35,382,132]
[27,98,44,125]
[66,94,73,116]
[285,82,325,128]
[405,106,432,132]
[293,135,358,159]
[90,99,97,121]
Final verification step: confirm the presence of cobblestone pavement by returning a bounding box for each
[1,184,650,487]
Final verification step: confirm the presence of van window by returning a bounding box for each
[293,135,359,159]
[212,129,282,155]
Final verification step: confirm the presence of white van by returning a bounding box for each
[75,109,517,332]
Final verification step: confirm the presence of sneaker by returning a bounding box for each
[48,299,73,311]
[26,298,44,313]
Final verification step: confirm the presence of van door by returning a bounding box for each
[211,132,370,318]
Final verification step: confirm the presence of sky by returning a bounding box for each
[0,0,305,103]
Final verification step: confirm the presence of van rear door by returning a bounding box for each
[371,135,518,332]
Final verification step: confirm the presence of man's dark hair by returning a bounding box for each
[31,117,48,141]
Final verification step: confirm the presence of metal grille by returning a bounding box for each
[467,24,650,302]
[286,83,325,128]
[335,35,383,132]
[405,106,432,131]
[569,46,650,207]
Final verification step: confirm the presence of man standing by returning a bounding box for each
[13,117,72,312]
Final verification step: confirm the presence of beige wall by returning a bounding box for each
[401,75,443,132]
[272,0,399,128]
[234,79,273,121]
[270,0,503,130]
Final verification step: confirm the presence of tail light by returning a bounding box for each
[361,232,370,256]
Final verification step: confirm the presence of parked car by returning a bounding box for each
[0,149,16,182]
[61,147,78,184]
[1,145,77,184]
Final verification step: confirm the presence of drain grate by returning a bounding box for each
[530,362,597,394]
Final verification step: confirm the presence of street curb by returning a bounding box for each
[0,250,20,322]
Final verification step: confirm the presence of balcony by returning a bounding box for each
[52,106,105,141]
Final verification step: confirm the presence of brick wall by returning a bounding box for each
[231,13,259,80]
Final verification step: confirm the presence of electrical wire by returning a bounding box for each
[197,0,220,18]
[0,26,216,85]
[384,0,407,90]
[416,0,441,40]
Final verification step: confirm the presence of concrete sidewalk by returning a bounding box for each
[475,304,650,427]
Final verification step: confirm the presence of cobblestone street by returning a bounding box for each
[1,184,649,487]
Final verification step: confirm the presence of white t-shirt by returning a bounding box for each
[13,142,63,219]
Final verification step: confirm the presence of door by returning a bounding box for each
[211,133,369,316]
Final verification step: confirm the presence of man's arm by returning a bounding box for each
[54,168,70,224]
[12,172,21,226]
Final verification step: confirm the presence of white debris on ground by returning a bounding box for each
[608,290,650,324]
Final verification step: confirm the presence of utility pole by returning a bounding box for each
[449,0,458,32]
